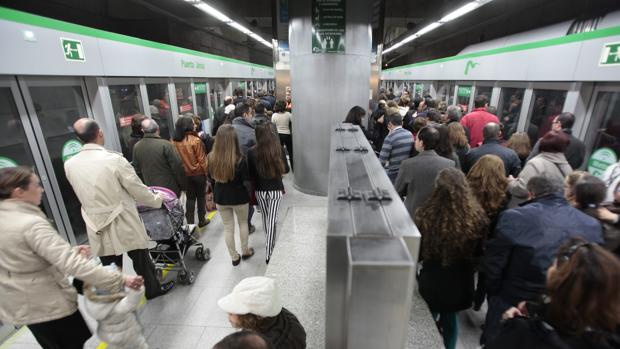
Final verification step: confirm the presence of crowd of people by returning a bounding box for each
[0,89,305,349]
[362,89,620,349]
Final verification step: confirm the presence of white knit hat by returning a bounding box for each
[217,277,282,317]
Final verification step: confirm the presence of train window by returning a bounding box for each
[526,89,567,144]
[588,91,620,166]
[175,83,194,115]
[475,86,493,101]
[194,82,209,121]
[146,83,173,141]
[437,82,455,105]
[498,87,525,140]
[456,85,472,113]
[28,84,89,243]
[109,84,144,160]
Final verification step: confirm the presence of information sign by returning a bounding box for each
[312,0,345,54]
[62,139,82,162]
[588,147,617,178]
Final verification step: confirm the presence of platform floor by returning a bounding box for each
[1,174,483,349]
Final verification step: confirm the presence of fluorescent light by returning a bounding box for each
[440,2,479,23]
[195,3,231,22]
[416,22,441,36]
[383,0,494,55]
[227,21,252,34]
[191,1,273,48]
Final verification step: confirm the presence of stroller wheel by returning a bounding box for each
[195,247,211,261]
[178,270,195,285]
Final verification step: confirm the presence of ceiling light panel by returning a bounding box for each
[190,1,273,48]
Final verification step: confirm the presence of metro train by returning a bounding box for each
[0,6,274,246]
[381,9,620,177]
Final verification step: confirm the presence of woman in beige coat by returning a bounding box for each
[0,166,144,349]
[508,131,572,207]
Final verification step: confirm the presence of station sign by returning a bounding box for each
[61,139,83,162]
[311,0,345,54]
[61,37,85,62]
[457,86,472,97]
[600,42,620,66]
[194,82,206,94]
[0,156,18,168]
[588,147,617,178]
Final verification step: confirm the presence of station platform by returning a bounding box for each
[0,174,481,349]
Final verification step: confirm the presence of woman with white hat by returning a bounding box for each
[218,276,306,349]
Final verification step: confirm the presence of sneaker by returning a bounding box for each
[249,224,256,234]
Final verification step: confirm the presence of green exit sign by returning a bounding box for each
[600,42,620,66]
[61,37,85,62]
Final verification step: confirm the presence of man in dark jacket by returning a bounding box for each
[212,96,233,136]
[132,119,186,196]
[527,112,586,169]
[232,102,257,233]
[464,122,521,176]
[253,103,277,135]
[482,176,603,343]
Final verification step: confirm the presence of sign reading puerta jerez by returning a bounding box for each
[312,0,346,53]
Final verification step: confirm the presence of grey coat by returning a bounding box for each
[232,116,256,156]
[395,150,456,219]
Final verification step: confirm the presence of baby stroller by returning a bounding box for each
[137,186,210,284]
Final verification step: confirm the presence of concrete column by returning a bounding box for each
[289,0,373,195]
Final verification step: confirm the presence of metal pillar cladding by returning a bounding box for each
[326,124,421,349]
[289,0,373,195]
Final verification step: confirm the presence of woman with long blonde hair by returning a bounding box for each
[467,154,510,310]
[447,122,470,171]
[505,132,531,169]
[208,125,254,266]
[415,167,488,349]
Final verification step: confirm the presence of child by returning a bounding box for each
[83,266,149,349]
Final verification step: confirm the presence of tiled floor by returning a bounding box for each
[1,174,483,349]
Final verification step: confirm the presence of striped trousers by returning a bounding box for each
[255,190,283,262]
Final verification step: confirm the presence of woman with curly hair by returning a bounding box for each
[467,154,510,310]
[415,167,489,349]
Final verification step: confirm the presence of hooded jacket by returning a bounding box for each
[84,286,148,349]
[508,152,572,207]
[259,307,306,349]
[0,199,123,325]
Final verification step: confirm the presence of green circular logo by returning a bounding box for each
[588,147,617,178]
[0,156,18,169]
[62,139,82,162]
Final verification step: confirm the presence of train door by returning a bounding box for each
[16,76,93,245]
[0,77,68,242]
[581,84,620,176]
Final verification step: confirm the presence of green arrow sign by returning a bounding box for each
[61,37,85,62]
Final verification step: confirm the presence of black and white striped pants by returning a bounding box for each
[255,190,283,261]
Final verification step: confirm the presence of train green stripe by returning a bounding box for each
[0,6,273,71]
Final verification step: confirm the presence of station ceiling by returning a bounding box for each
[1,0,619,68]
